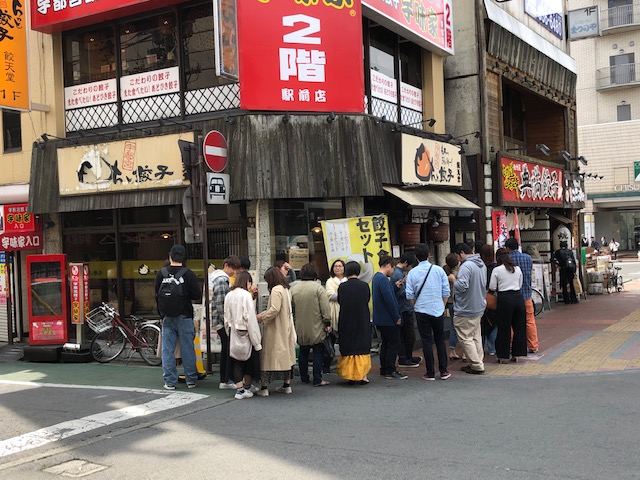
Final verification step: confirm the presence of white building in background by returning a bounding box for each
[571,0,640,250]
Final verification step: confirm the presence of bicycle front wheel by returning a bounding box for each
[531,289,544,316]
[137,324,162,366]
[91,328,126,363]
[617,275,624,292]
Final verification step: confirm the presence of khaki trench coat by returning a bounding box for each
[260,285,296,371]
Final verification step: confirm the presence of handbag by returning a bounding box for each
[485,292,497,310]
[573,274,583,296]
[229,326,252,361]
[322,332,335,362]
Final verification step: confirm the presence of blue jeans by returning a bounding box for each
[483,325,497,354]
[299,343,324,385]
[162,315,197,386]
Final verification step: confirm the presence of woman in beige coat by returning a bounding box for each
[256,266,296,396]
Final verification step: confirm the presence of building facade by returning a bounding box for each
[0,0,485,341]
[445,0,584,261]
[571,0,640,251]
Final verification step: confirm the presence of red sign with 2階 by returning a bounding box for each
[238,0,365,113]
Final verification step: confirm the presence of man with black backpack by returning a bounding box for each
[155,245,202,390]
[553,241,578,305]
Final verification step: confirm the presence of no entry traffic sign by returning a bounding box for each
[203,131,228,172]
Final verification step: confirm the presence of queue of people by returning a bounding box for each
[155,238,546,395]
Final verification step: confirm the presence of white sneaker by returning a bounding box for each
[248,385,259,394]
[234,390,254,400]
[275,385,292,394]
[219,381,236,390]
[255,388,269,397]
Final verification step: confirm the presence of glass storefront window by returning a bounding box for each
[272,199,344,282]
[63,232,118,310]
[63,26,116,86]
[120,13,177,75]
[119,230,178,316]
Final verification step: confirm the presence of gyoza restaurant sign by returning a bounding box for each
[499,156,563,207]
[57,134,189,196]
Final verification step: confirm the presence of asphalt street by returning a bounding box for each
[1,366,640,479]
[2,265,640,479]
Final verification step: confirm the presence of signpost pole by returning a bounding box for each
[197,133,212,374]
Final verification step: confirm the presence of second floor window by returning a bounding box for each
[2,110,22,152]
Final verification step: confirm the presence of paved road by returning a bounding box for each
[1,369,639,479]
[2,274,640,478]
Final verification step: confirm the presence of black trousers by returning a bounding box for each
[399,311,416,360]
[495,290,527,359]
[415,312,448,377]
[560,268,578,303]
[378,325,402,375]
[217,327,231,383]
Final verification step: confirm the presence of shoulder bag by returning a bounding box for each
[229,325,252,361]
[413,265,433,301]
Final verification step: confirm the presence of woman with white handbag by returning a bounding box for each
[224,271,262,400]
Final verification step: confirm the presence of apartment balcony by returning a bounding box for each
[596,63,639,90]
[601,4,640,34]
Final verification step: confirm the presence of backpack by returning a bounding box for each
[157,267,188,317]
[564,251,576,271]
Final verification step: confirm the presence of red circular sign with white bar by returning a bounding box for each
[203,131,228,173]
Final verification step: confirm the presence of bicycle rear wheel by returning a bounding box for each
[137,324,162,366]
[531,289,544,316]
[606,275,613,294]
[91,328,126,363]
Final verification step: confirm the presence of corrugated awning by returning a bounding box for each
[383,186,480,210]
[548,211,573,224]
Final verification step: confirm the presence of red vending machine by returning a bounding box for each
[27,254,69,345]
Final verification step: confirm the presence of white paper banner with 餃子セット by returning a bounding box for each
[321,215,392,285]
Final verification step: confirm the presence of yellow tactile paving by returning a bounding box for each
[484,327,639,377]
[605,310,640,332]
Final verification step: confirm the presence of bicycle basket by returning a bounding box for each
[86,305,116,333]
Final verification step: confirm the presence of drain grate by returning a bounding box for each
[44,460,108,478]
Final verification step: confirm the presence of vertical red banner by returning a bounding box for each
[83,264,91,322]
[238,0,364,112]
[492,210,509,249]
[70,263,82,324]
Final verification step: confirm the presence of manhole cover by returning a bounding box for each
[44,460,108,477]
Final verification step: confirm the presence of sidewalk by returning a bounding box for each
[442,276,640,377]
[3,278,640,387]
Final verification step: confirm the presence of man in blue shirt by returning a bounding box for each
[505,237,539,353]
[391,252,421,368]
[372,255,407,380]
[406,243,451,381]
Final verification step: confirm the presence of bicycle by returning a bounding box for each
[531,288,544,316]
[605,265,624,294]
[86,303,162,366]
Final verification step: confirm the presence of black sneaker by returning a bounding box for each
[385,371,408,380]
[461,365,485,375]
[398,359,420,368]
[411,356,423,364]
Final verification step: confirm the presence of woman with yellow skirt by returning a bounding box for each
[336,261,372,384]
